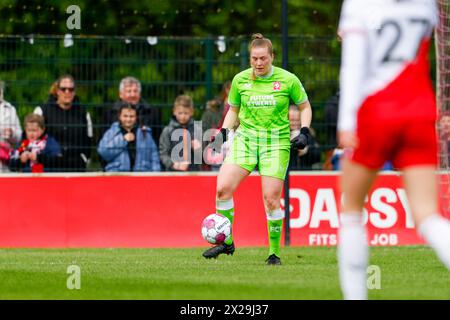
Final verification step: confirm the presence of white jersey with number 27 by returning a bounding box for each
[338,0,438,131]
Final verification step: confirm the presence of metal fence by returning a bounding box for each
[0,34,342,171]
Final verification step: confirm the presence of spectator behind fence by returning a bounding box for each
[323,91,393,171]
[0,81,23,173]
[159,95,202,171]
[201,99,222,134]
[203,127,225,172]
[202,99,225,171]
[320,90,392,171]
[103,76,161,142]
[34,75,93,172]
[330,149,394,171]
[288,105,321,170]
[322,90,340,170]
[218,80,232,128]
[318,90,395,172]
[440,111,450,166]
[9,114,62,173]
[98,103,160,172]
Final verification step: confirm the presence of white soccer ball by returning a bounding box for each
[201,213,232,245]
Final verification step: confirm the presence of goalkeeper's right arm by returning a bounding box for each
[213,106,239,143]
[221,106,239,131]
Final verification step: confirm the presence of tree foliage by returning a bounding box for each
[0,0,342,37]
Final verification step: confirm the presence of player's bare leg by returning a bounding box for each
[216,163,250,200]
[261,175,284,265]
[338,159,378,300]
[203,163,250,259]
[403,166,450,269]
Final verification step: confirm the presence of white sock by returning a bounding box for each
[418,214,450,270]
[338,213,368,300]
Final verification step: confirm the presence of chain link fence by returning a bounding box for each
[1,34,342,172]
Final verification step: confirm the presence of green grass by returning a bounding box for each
[0,246,448,299]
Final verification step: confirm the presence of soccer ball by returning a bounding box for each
[201,213,232,245]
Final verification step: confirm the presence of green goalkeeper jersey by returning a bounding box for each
[228,66,308,141]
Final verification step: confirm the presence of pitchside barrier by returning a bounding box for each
[0,171,448,248]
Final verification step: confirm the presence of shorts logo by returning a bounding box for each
[273,82,281,91]
[270,226,282,233]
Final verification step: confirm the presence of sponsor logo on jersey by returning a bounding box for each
[247,95,276,108]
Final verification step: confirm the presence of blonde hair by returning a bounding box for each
[248,33,273,56]
[49,81,58,96]
[173,95,194,110]
[24,113,45,129]
[50,74,75,96]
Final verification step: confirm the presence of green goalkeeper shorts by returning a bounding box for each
[224,129,290,180]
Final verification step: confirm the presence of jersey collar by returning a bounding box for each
[256,66,274,79]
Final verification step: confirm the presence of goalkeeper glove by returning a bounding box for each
[291,127,311,150]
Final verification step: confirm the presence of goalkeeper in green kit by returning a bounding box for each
[202,33,313,265]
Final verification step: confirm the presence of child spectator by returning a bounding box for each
[9,114,62,172]
[102,76,161,142]
[159,95,202,171]
[97,102,160,172]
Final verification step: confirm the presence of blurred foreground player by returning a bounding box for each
[337,0,450,299]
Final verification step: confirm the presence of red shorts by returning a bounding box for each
[351,119,438,170]
[348,37,438,170]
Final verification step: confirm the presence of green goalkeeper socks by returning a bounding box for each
[216,199,234,245]
[267,219,283,257]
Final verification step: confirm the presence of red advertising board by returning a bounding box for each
[0,172,448,248]
[288,173,421,246]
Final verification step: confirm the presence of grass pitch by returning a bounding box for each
[0,246,448,300]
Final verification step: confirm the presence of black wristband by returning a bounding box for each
[300,127,310,136]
